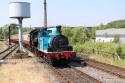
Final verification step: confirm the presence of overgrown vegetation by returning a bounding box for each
[62,19,125,60]
[113,34,120,43]
[0,24,30,39]
[62,26,90,45]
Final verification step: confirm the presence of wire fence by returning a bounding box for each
[78,48,120,60]
[92,49,120,60]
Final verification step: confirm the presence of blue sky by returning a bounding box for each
[1,0,125,27]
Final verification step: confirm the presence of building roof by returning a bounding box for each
[96,28,125,36]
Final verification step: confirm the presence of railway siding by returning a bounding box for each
[56,66,101,83]
[70,62,125,83]
[0,44,18,60]
[86,59,125,79]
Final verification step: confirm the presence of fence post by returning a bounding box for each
[112,53,120,60]
[98,50,99,55]
[92,49,95,54]
[112,53,115,60]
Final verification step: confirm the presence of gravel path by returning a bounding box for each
[56,66,100,83]
[0,41,8,52]
[0,58,52,83]
[57,67,91,83]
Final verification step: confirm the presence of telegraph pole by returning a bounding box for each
[44,0,47,27]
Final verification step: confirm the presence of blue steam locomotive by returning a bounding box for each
[30,26,76,64]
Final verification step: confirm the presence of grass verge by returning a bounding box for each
[89,54,125,68]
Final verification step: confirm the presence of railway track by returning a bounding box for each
[56,65,101,83]
[85,59,125,79]
[44,63,73,83]
[70,61,125,83]
[29,51,125,83]
[42,60,100,83]
[78,55,125,79]
[23,48,100,83]
[0,44,18,60]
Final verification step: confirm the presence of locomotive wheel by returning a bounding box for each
[39,53,53,64]
[40,53,44,58]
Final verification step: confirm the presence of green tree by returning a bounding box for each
[62,27,74,44]
[113,34,120,43]
[23,27,30,32]
[91,28,96,39]
[9,24,18,34]
[85,29,91,38]
[72,27,88,44]
[116,46,124,59]
[0,28,4,39]
[62,27,73,38]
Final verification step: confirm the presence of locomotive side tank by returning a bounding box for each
[30,26,76,64]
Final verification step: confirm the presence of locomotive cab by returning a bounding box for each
[30,29,39,49]
[47,26,61,36]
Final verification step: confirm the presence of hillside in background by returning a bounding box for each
[95,19,125,30]
[90,19,125,39]
[105,19,125,28]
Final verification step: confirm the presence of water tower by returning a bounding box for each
[9,2,30,52]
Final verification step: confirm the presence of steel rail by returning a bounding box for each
[84,58,125,79]
[70,65,101,83]
[44,62,73,83]
[0,45,15,55]
[0,44,18,60]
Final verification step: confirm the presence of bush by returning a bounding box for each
[113,34,120,43]
[116,46,125,59]
[62,26,125,59]
[116,46,122,58]
[62,26,89,45]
